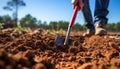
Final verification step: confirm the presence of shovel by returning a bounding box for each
[54,6,80,46]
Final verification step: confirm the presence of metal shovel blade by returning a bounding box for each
[54,35,73,46]
[54,35,65,46]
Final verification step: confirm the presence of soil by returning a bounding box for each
[0,28,120,69]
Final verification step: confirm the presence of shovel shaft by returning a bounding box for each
[69,6,80,27]
[64,26,72,45]
[64,6,80,45]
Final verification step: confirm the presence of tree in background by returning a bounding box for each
[114,22,120,32]
[106,22,120,32]
[3,0,26,24]
[49,21,58,30]
[37,20,48,29]
[1,15,12,23]
[73,23,85,31]
[20,14,37,28]
[0,15,15,28]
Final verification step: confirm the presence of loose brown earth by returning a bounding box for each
[0,28,120,69]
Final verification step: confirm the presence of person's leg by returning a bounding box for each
[82,0,95,36]
[94,0,109,35]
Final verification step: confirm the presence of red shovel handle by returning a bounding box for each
[69,6,80,27]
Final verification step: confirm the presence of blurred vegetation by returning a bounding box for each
[20,14,37,28]
[0,14,120,32]
[0,15,16,28]
[0,0,120,32]
[3,0,26,24]
[106,22,120,32]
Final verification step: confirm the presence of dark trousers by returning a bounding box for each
[82,0,109,30]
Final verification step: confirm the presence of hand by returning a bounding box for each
[72,0,84,9]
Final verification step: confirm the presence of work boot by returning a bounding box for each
[95,24,107,35]
[83,29,95,37]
